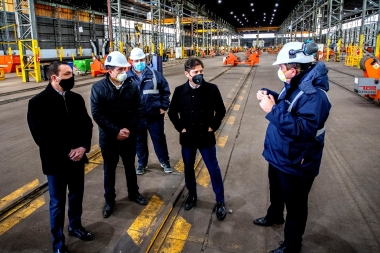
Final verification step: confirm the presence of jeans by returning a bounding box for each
[47,165,84,251]
[136,115,170,166]
[101,134,139,204]
[181,145,224,202]
[266,164,315,251]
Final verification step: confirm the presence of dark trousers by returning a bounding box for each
[101,135,139,204]
[266,164,315,251]
[182,145,225,202]
[47,165,84,251]
[136,115,170,166]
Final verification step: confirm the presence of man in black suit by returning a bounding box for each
[27,61,94,253]
[168,58,227,221]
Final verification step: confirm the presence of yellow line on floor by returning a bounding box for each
[238,95,244,101]
[159,216,191,253]
[217,135,228,148]
[127,195,165,246]
[226,116,235,125]
[233,104,240,111]
[85,154,103,174]
[174,158,184,173]
[0,195,45,236]
[197,164,211,188]
[0,179,39,210]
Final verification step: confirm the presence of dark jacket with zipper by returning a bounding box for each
[168,79,226,148]
[90,74,143,148]
[27,84,93,175]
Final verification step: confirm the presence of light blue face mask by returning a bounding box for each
[134,62,146,72]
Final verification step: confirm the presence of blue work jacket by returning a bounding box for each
[127,67,171,117]
[262,62,332,178]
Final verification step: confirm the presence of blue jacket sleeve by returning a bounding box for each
[261,88,280,102]
[157,72,171,111]
[265,94,327,140]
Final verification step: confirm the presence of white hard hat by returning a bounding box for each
[104,51,131,67]
[273,42,315,65]
[130,48,146,60]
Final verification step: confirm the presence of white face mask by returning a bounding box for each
[116,72,128,82]
[277,68,287,82]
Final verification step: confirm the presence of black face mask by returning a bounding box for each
[58,76,75,91]
[191,74,203,85]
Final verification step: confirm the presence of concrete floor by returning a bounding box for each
[0,53,379,253]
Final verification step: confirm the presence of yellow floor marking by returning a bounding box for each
[233,104,240,111]
[0,195,45,236]
[231,87,236,93]
[217,135,228,148]
[197,164,211,188]
[88,144,99,154]
[174,158,184,173]
[0,179,39,210]
[238,95,244,101]
[226,116,235,125]
[159,216,191,253]
[127,195,164,246]
[85,154,103,174]
[235,83,239,86]
[242,89,246,94]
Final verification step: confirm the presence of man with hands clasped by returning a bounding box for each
[255,42,332,253]
[91,51,148,219]
[27,61,94,253]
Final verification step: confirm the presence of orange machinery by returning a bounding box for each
[0,55,21,73]
[200,50,205,58]
[209,49,215,58]
[354,56,380,101]
[90,56,107,77]
[223,50,260,67]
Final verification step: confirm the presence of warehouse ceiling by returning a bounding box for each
[53,0,367,31]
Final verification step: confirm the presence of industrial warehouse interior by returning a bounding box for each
[0,0,379,253]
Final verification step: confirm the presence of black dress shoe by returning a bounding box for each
[269,242,301,253]
[216,202,227,221]
[253,216,285,227]
[129,192,148,205]
[53,246,71,253]
[184,195,197,210]
[68,226,95,241]
[103,202,114,218]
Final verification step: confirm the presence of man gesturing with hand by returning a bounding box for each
[91,51,147,219]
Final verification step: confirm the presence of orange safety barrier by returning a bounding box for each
[0,68,5,80]
[0,55,21,73]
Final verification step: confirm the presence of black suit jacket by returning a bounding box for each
[27,84,93,175]
[168,80,226,148]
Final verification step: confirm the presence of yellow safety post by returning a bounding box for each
[182,45,185,59]
[336,38,341,62]
[79,46,83,56]
[72,54,75,61]
[109,41,113,52]
[8,47,12,55]
[0,68,5,80]
[119,42,123,53]
[59,46,64,61]
[159,42,163,56]
[326,38,331,62]
[151,43,155,55]
[358,34,364,69]
[18,40,27,82]
[376,34,380,59]
[32,40,42,83]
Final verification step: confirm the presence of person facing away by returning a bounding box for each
[27,61,94,253]
[90,51,148,219]
[127,47,172,175]
[168,58,227,221]
[254,41,332,253]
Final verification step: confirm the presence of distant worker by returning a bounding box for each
[27,61,94,253]
[255,41,332,253]
[91,51,148,219]
[127,47,172,175]
[168,58,227,221]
